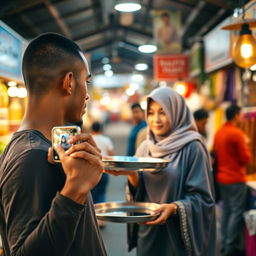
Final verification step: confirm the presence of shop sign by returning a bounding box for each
[204,17,233,73]
[0,21,24,81]
[189,42,203,78]
[153,54,189,82]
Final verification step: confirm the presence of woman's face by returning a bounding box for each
[147,100,171,137]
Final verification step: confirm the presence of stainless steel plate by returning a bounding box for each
[102,156,170,171]
[94,201,160,223]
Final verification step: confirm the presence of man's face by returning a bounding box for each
[162,16,170,25]
[196,118,208,137]
[132,107,145,124]
[65,53,90,124]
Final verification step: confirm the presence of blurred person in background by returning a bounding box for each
[106,87,216,256]
[91,121,114,228]
[193,108,209,138]
[213,104,251,256]
[127,103,147,156]
[0,33,106,256]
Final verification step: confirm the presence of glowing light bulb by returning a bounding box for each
[241,43,253,58]
[232,24,256,68]
[173,82,188,96]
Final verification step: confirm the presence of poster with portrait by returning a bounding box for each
[153,10,182,54]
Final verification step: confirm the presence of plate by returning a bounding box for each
[102,156,170,171]
[94,201,160,223]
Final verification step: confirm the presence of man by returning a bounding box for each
[156,12,180,53]
[193,108,209,138]
[214,104,251,256]
[127,103,147,156]
[0,33,106,256]
[90,121,114,228]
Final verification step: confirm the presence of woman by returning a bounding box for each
[107,87,216,256]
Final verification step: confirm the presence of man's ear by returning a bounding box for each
[62,72,73,95]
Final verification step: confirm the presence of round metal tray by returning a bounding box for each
[94,201,160,223]
[102,156,170,171]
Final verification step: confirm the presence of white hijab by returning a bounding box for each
[146,87,205,158]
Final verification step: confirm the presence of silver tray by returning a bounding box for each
[94,201,160,223]
[102,156,170,171]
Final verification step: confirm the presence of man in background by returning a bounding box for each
[127,103,147,156]
[193,108,209,138]
[214,104,251,256]
[91,121,114,228]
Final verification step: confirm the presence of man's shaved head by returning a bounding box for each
[22,32,84,96]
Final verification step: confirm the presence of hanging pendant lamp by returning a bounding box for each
[222,5,256,68]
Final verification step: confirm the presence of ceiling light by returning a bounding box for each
[103,64,112,71]
[138,44,157,53]
[126,88,135,96]
[102,57,109,64]
[134,63,148,71]
[114,1,141,12]
[104,70,113,77]
[130,82,139,90]
[7,87,18,97]
[173,81,188,97]
[131,74,144,82]
[17,88,27,98]
[8,81,17,87]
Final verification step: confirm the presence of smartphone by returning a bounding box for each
[51,125,81,162]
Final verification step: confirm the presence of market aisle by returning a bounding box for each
[99,121,136,256]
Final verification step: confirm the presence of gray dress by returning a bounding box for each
[128,140,216,256]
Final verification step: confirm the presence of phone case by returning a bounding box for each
[51,125,81,162]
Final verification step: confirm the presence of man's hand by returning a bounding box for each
[51,133,103,204]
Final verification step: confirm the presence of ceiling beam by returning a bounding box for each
[181,0,206,37]
[142,0,154,29]
[155,0,193,11]
[74,25,111,42]
[45,1,72,38]
[118,25,153,38]
[82,40,113,52]
[203,0,233,10]
[0,0,47,18]
[188,8,227,45]
[91,0,103,26]
[19,13,42,36]
[0,0,70,18]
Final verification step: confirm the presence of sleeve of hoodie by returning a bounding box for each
[233,130,252,165]
[1,149,85,256]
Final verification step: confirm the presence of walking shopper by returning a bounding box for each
[0,33,106,256]
[106,87,216,256]
[127,103,147,156]
[193,108,209,138]
[214,104,251,256]
[91,121,114,228]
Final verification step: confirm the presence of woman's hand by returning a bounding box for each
[104,169,139,188]
[144,203,178,225]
